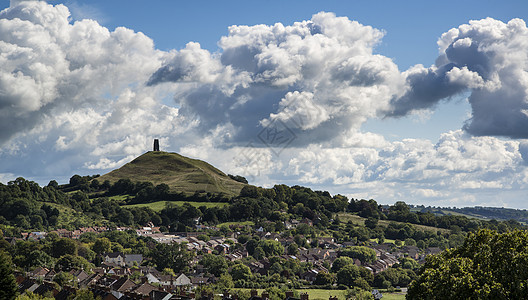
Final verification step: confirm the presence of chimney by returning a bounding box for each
[250,290,258,297]
[261,292,269,300]
[300,293,309,300]
[285,291,294,298]
[153,139,160,151]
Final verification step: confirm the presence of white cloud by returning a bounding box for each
[390,18,528,138]
[149,11,405,146]
[0,2,527,209]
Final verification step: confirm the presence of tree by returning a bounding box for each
[51,238,77,258]
[331,257,355,273]
[54,254,92,272]
[54,271,77,287]
[340,246,376,264]
[408,229,528,299]
[287,243,299,255]
[26,250,54,269]
[150,243,192,274]
[0,251,17,300]
[365,217,378,229]
[14,291,54,300]
[260,240,284,257]
[200,254,228,277]
[314,271,336,285]
[253,247,265,260]
[92,237,112,254]
[215,274,234,290]
[74,289,96,300]
[337,264,362,287]
[230,264,252,281]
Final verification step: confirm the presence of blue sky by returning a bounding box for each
[1,0,528,208]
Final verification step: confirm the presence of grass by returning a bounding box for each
[123,201,228,212]
[410,207,487,220]
[97,151,246,196]
[45,202,98,228]
[337,212,450,234]
[232,289,405,300]
[370,238,398,244]
[217,221,255,227]
[379,292,406,300]
[298,289,346,300]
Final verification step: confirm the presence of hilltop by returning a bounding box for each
[97,151,246,196]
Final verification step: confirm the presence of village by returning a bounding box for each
[10,218,442,300]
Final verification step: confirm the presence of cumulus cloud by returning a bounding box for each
[148,12,406,146]
[0,1,169,146]
[280,130,526,206]
[389,18,528,139]
[0,1,185,179]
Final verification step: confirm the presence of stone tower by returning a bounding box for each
[153,139,160,151]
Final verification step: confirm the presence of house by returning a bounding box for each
[145,273,161,284]
[90,289,120,300]
[103,252,143,267]
[130,282,158,297]
[103,252,126,266]
[29,267,49,279]
[300,269,318,283]
[191,276,209,287]
[68,269,89,282]
[425,247,442,256]
[168,273,191,286]
[110,277,137,293]
[107,267,129,276]
[150,290,174,300]
[215,244,230,254]
[125,254,143,267]
[402,246,421,260]
[27,232,47,241]
[79,273,101,288]
[366,260,390,274]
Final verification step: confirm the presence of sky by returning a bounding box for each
[1,0,528,208]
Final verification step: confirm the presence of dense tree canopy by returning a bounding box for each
[0,251,17,300]
[150,243,193,274]
[407,229,528,299]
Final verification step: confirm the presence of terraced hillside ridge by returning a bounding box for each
[97,151,246,196]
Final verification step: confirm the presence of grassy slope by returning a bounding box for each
[123,201,228,212]
[409,208,487,220]
[97,151,246,196]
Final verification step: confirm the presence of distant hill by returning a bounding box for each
[412,205,528,223]
[97,151,246,196]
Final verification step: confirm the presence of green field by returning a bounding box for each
[233,289,405,300]
[123,201,228,211]
[217,221,255,227]
[409,207,486,220]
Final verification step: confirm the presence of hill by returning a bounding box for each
[411,206,528,223]
[97,151,246,196]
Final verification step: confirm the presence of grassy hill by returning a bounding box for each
[97,151,246,196]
